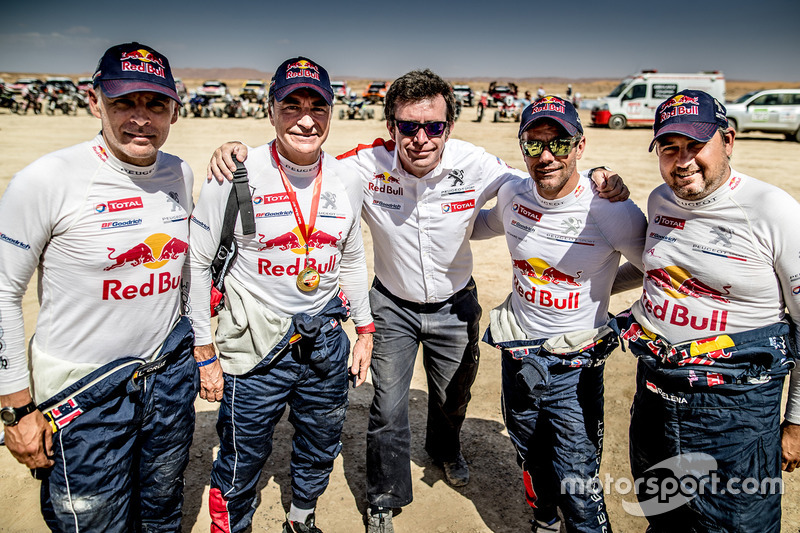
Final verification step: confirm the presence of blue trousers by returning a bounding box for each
[38,317,198,533]
[616,315,794,533]
[366,278,481,508]
[501,347,612,533]
[208,320,350,532]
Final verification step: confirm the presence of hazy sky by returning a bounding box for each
[2,1,798,81]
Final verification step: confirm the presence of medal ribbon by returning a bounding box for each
[270,142,323,269]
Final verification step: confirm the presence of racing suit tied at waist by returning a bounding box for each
[215,275,351,376]
[38,316,195,433]
[484,294,619,398]
[610,308,796,392]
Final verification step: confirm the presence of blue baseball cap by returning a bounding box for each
[93,42,179,103]
[650,90,728,152]
[269,57,333,106]
[519,95,583,138]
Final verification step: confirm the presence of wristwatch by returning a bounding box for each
[0,401,38,426]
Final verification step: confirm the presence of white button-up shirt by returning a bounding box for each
[338,138,525,303]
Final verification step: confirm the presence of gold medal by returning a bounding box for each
[296,267,320,292]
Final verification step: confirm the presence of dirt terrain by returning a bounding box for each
[0,93,798,532]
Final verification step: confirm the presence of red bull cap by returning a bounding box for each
[269,56,333,106]
[93,42,179,103]
[650,89,728,152]
[519,95,583,138]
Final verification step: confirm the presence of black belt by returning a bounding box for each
[372,277,474,313]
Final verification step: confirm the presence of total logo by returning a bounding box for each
[441,199,475,214]
[95,197,144,214]
[253,193,290,205]
[102,233,187,300]
[513,203,542,222]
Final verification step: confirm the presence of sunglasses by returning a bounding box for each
[395,120,448,137]
[519,135,581,158]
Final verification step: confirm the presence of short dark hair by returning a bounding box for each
[384,69,456,127]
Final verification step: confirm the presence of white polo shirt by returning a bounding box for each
[338,138,526,303]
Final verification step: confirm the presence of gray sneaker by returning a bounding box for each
[366,507,394,533]
[438,452,470,487]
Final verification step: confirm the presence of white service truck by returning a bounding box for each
[591,71,726,130]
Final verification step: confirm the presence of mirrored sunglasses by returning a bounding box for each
[519,136,581,158]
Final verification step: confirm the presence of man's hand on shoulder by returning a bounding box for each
[781,420,800,472]
[589,167,630,202]
[207,142,248,184]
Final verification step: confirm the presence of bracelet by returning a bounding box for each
[196,354,218,367]
[355,323,376,334]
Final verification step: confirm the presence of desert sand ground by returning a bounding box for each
[0,102,798,533]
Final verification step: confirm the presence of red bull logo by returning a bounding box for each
[658,95,700,121]
[728,176,742,190]
[259,256,337,277]
[257,226,341,252]
[286,60,320,81]
[513,203,542,222]
[513,258,582,286]
[120,49,166,78]
[92,145,109,162]
[531,96,566,114]
[369,173,403,195]
[513,273,580,310]
[102,234,185,300]
[645,266,730,303]
[104,233,187,271]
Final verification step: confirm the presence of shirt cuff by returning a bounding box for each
[355,323,376,334]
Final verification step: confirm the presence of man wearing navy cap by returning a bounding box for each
[0,42,197,531]
[472,96,647,532]
[186,56,374,533]
[615,90,800,531]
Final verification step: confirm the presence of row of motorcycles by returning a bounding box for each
[0,84,89,116]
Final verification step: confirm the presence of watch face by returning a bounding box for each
[0,408,16,425]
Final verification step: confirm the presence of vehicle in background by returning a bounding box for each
[45,77,77,94]
[591,70,726,130]
[76,77,93,93]
[197,80,229,99]
[725,89,800,142]
[7,78,45,95]
[492,95,524,123]
[487,81,518,107]
[363,81,390,104]
[240,80,266,102]
[452,84,474,107]
[339,95,374,120]
[330,80,349,103]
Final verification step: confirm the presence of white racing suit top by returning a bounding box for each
[0,134,193,403]
[631,170,800,422]
[474,172,647,339]
[186,142,372,371]
[337,138,526,304]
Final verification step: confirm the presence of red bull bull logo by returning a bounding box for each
[92,145,109,162]
[257,227,341,252]
[102,233,185,300]
[120,49,165,68]
[513,258,582,286]
[645,266,730,303]
[662,94,700,109]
